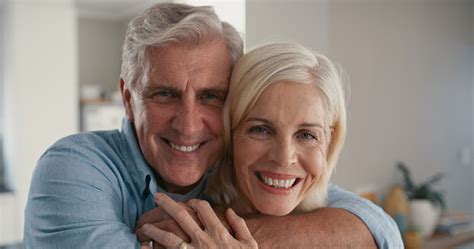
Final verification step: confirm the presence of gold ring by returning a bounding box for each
[179,242,189,249]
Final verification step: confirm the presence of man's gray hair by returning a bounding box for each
[121,3,244,88]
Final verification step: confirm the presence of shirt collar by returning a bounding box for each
[120,117,209,201]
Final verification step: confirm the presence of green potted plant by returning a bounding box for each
[397,162,445,237]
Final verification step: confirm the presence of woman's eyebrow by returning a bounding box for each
[300,123,325,129]
[245,118,324,129]
[245,117,272,124]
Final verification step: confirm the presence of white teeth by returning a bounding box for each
[260,175,296,189]
[170,142,200,153]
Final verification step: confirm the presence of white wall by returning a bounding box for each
[329,0,472,214]
[1,0,78,244]
[178,0,246,36]
[0,1,4,161]
[246,0,328,53]
[246,0,473,214]
[79,18,126,94]
[0,0,7,195]
[0,2,3,133]
[471,0,474,216]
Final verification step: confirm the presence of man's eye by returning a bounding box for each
[202,92,218,100]
[155,90,172,97]
[148,90,178,103]
[200,91,225,106]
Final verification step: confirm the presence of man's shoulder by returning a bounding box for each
[35,129,128,181]
[51,129,121,150]
[40,129,125,163]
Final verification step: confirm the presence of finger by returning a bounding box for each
[136,207,171,230]
[155,193,203,239]
[153,242,166,249]
[225,208,254,243]
[137,220,191,243]
[142,224,184,249]
[140,241,152,249]
[181,201,203,229]
[188,200,227,234]
[136,226,150,242]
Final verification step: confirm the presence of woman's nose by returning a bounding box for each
[267,138,297,167]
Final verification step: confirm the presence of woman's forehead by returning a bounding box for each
[246,82,327,126]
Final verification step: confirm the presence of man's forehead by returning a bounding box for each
[142,41,232,89]
[147,39,229,58]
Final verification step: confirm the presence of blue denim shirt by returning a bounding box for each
[24,119,402,248]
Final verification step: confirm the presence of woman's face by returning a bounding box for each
[233,81,330,216]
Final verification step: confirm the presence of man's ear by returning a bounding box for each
[120,78,134,123]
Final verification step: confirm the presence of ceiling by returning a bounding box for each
[76,0,161,20]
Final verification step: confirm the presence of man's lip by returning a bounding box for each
[161,137,206,146]
[161,137,206,153]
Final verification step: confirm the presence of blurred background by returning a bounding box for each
[0,0,472,247]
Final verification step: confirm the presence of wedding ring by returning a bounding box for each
[179,242,189,249]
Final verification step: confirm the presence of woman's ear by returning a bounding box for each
[327,126,335,145]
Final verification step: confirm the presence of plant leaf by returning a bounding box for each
[397,162,415,197]
[422,172,444,186]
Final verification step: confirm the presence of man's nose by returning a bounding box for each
[171,99,205,136]
[267,138,297,168]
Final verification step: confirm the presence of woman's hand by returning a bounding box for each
[142,193,258,249]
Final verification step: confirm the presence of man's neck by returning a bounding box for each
[155,173,200,195]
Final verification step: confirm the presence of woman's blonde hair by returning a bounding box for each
[206,42,348,213]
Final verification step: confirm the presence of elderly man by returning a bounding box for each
[24,3,402,249]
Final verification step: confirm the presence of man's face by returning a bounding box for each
[122,40,232,194]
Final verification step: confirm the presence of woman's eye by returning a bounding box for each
[301,132,316,140]
[248,126,268,134]
[298,131,322,142]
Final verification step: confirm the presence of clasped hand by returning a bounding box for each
[136,193,257,249]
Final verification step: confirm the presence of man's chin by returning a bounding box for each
[159,171,205,194]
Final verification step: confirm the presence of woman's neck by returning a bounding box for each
[229,195,259,217]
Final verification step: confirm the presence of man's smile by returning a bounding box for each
[169,141,201,152]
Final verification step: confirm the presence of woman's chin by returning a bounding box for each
[256,204,295,216]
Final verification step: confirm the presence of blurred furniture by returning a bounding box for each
[423,229,474,249]
[81,99,123,131]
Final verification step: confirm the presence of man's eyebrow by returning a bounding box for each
[143,85,179,93]
[199,87,228,94]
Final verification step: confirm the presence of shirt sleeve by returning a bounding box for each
[24,141,141,249]
[326,184,404,249]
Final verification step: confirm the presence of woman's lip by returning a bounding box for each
[254,173,299,195]
[256,170,301,179]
